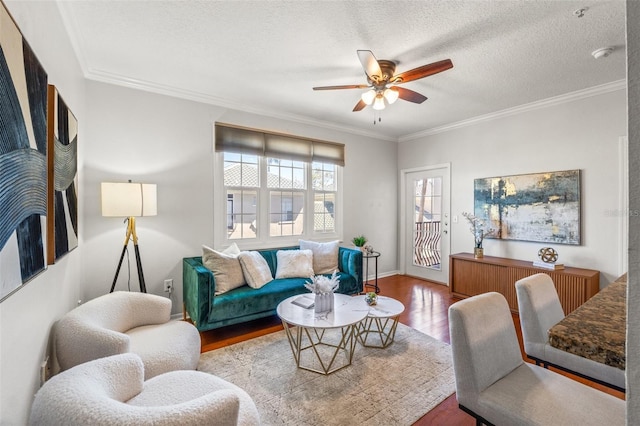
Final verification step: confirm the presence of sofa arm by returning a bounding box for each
[55,317,130,372]
[338,247,363,293]
[120,292,172,327]
[183,257,215,329]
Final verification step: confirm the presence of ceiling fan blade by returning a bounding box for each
[357,50,382,81]
[396,87,428,104]
[394,59,453,84]
[313,84,369,90]
[352,99,367,112]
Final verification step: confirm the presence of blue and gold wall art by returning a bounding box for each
[474,170,581,245]
[1,2,48,301]
[47,85,78,264]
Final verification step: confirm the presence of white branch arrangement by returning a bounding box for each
[462,212,495,248]
[305,271,340,294]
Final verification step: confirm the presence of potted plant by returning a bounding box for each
[352,235,367,251]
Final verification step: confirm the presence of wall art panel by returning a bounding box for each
[474,169,581,245]
[1,1,48,301]
[47,85,78,264]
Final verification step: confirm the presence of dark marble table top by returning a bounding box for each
[548,274,626,370]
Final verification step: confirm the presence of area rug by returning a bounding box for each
[198,323,456,425]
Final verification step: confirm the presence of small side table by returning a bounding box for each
[354,295,405,348]
[363,251,380,293]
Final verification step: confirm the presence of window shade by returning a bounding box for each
[215,123,345,166]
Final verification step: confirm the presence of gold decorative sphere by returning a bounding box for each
[538,247,558,263]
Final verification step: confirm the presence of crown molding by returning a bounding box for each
[398,79,627,142]
[84,68,396,142]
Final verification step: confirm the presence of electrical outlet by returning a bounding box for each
[164,279,173,292]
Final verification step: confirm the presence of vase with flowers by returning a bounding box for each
[462,212,495,258]
[305,271,340,314]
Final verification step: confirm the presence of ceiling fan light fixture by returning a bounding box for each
[361,89,376,105]
[373,94,386,110]
[384,87,399,104]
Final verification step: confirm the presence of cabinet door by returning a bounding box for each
[452,259,503,297]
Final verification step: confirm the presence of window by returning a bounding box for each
[215,124,343,248]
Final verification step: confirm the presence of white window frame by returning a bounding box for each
[213,152,343,250]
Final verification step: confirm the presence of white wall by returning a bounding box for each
[626,0,639,421]
[398,89,627,287]
[0,2,85,424]
[82,81,399,309]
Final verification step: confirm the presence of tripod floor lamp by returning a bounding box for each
[101,181,157,293]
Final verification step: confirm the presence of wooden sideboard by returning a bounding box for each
[449,253,600,314]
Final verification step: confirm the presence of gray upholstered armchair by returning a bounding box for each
[448,292,624,425]
[515,273,625,391]
[55,291,201,379]
[30,353,260,426]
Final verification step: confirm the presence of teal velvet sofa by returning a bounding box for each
[183,246,363,331]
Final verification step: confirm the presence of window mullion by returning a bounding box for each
[259,156,269,243]
[304,161,313,235]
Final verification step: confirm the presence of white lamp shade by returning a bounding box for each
[101,182,157,217]
[373,94,386,110]
[361,89,376,105]
[384,87,399,104]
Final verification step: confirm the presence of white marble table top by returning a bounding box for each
[351,295,405,318]
[277,293,368,329]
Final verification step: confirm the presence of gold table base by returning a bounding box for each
[281,321,359,375]
[356,316,400,348]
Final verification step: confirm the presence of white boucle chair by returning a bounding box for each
[448,292,624,426]
[55,291,201,379]
[29,353,260,426]
[515,273,625,391]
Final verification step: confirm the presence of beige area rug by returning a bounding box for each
[198,323,456,425]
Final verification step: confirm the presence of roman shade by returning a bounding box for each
[215,123,345,166]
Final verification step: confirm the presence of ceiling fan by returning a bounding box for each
[313,50,453,112]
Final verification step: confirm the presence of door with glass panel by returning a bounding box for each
[404,166,450,284]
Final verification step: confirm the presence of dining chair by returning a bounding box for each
[515,273,625,391]
[448,292,624,426]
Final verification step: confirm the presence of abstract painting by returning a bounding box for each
[1,3,48,301]
[474,170,581,245]
[47,85,78,264]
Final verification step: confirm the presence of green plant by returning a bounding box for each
[352,235,367,247]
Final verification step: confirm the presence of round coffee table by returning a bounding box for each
[354,295,405,348]
[277,293,367,375]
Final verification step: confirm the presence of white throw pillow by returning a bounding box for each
[222,242,241,256]
[299,239,339,274]
[238,251,273,289]
[202,245,245,294]
[275,249,314,279]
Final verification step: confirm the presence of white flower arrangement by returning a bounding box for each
[462,212,495,248]
[305,271,340,294]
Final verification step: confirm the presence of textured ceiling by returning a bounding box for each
[57,0,627,140]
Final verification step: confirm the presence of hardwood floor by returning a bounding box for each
[198,274,624,425]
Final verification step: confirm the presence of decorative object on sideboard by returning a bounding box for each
[365,291,378,306]
[305,271,340,314]
[473,170,581,245]
[534,247,564,270]
[101,181,157,293]
[538,247,559,263]
[462,212,495,258]
[352,235,367,251]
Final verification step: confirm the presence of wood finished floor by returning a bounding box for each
[199,274,624,425]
